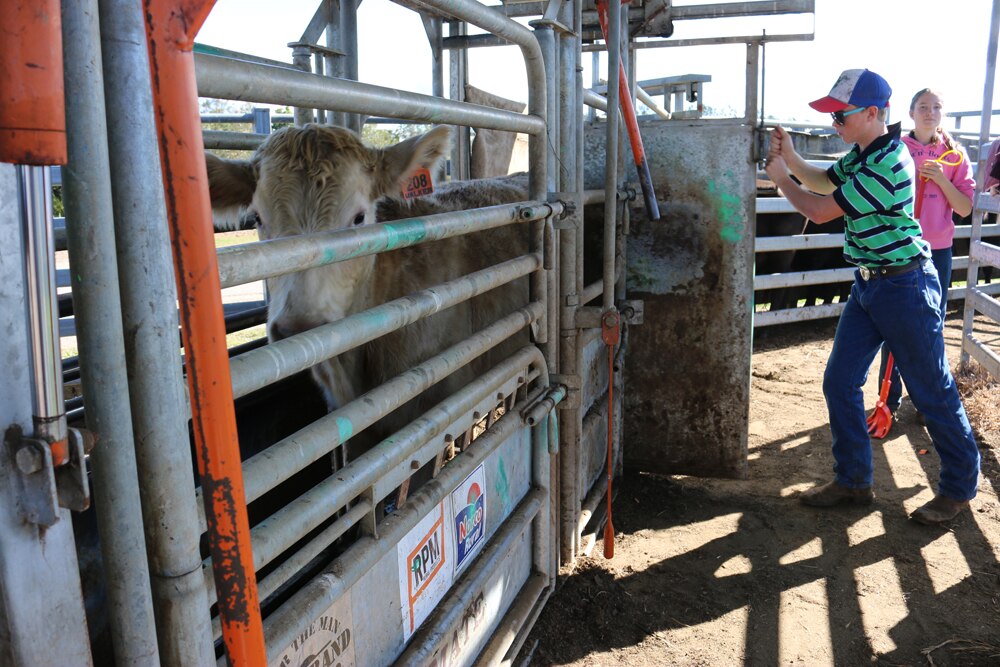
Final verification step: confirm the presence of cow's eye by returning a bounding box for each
[352,212,366,226]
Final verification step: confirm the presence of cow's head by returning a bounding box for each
[206,124,451,344]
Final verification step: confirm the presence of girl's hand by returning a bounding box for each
[919,159,946,185]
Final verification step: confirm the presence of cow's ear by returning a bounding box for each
[378,126,451,196]
[205,153,257,210]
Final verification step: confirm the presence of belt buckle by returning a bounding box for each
[859,266,871,281]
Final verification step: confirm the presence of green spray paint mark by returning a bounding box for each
[707,177,745,244]
[495,455,512,514]
[334,417,353,443]
[382,220,428,250]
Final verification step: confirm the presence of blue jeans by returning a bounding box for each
[878,247,953,411]
[823,259,979,500]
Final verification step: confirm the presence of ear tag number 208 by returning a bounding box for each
[402,168,434,199]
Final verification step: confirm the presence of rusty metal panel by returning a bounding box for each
[588,120,753,479]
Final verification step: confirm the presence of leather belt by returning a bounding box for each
[857,257,924,281]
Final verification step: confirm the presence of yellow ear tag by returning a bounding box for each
[402,167,434,199]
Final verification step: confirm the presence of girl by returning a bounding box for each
[875,89,975,431]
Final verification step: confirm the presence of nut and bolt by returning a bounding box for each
[15,444,45,474]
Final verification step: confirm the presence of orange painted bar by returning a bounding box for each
[0,0,67,165]
[596,0,661,220]
[143,2,267,665]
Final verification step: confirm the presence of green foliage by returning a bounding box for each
[52,185,64,217]
[362,123,432,147]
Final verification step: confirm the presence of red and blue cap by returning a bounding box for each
[809,69,892,112]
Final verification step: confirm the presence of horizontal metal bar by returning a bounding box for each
[209,303,543,523]
[193,42,295,70]
[480,573,550,666]
[976,192,1000,214]
[963,333,1000,378]
[671,0,815,20]
[754,224,1000,253]
[209,500,373,630]
[754,232,841,252]
[229,253,540,399]
[211,348,543,594]
[754,302,844,327]
[583,89,608,112]
[970,239,1000,267]
[195,53,545,134]
[754,282,1000,328]
[217,201,557,288]
[970,286,1000,324]
[754,266,853,290]
[201,130,268,151]
[583,32,814,52]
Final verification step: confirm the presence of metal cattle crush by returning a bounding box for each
[1,1,819,666]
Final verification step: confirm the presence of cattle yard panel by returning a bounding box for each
[959,0,1000,381]
[190,2,564,663]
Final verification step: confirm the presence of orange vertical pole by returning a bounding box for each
[0,0,67,165]
[143,2,267,665]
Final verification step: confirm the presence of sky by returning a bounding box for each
[197,0,999,133]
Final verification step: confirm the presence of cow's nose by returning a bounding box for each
[269,318,321,342]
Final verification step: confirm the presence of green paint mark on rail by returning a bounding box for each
[381,219,428,250]
[335,417,354,443]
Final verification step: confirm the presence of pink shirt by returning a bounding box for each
[902,134,975,250]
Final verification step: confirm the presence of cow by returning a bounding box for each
[205,124,534,470]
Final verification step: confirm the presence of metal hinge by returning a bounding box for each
[5,424,92,526]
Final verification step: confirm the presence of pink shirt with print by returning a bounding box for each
[902,133,975,250]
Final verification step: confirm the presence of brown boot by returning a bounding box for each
[910,495,970,525]
[799,481,875,507]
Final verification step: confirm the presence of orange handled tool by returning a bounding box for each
[601,310,621,559]
[596,0,661,221]
[867,352,895,439]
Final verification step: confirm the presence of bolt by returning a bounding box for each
[15,444,44,474]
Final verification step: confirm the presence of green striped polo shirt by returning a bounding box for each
[828,122,930,267]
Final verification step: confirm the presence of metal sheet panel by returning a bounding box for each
[591,120,753,478]
[350,426,531,666]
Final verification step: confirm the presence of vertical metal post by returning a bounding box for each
[745,41,760,127]
[448,20,470,181]
[143,1,267,664]
[252,106,271,135]
[327,0,347,127]
[557,0,584,566]
[603,0,621,311]
[17,165,68,455]
[340,0,361,134]
[61,1,161,663]
[424,14,446,182]
[291,44,315,126]
[97,1,216,665]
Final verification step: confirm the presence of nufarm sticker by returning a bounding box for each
[451,465,487,573]
[399,500,453,640]
[270,591,355,667]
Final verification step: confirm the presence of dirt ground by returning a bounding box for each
[521,311,1000,666]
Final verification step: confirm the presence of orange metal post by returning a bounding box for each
[0,0,67,165]
[143,2,267,665]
